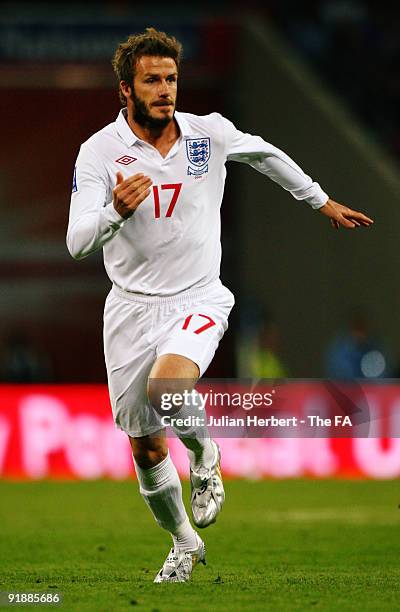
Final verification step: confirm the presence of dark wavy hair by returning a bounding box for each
[112,27,183,105]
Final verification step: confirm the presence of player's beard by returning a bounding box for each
[131,88,175,129]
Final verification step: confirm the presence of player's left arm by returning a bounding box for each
[219,114,373,229]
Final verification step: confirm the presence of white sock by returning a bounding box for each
[170,390,216,470]
[172,516,199,552]
[133,452,198,551]
[187,439,216,472]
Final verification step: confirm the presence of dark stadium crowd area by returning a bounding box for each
[266,1,400,163]
[1,2,398,383]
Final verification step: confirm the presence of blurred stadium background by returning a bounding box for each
[0,0,399,480]
[0,0,400,478]
[1,0,399,479]
[1,2,400,609]
[1,0,400,384]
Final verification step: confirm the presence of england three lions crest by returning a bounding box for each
[186,137,210,175]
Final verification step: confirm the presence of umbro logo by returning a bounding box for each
[115,155,137,165]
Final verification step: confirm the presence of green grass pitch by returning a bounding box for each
[0,479,398,611]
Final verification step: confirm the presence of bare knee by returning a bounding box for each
[129,434,168,469]
[147,378,184,414]
[147,354,199,413]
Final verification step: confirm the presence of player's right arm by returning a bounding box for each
[66,144,151,259]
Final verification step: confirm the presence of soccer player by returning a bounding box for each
[66,28,373,582]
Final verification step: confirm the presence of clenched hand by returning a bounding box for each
[113,172,152,219]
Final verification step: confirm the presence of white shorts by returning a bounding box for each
[103,280,235,438]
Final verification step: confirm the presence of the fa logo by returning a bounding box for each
[186,137,210,176]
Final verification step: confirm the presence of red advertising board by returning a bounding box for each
[0,384,399,480]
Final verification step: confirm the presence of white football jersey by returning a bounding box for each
[67,109,329,295]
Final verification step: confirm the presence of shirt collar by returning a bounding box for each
[115,107,194,147]
[174,111,193,138]
[115,108,137,146]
